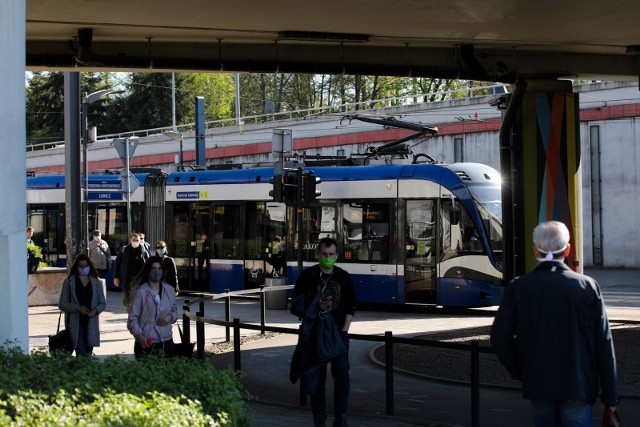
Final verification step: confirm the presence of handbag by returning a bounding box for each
[602,408,623,427]
[48,311,73,354]
[175,322,195,358]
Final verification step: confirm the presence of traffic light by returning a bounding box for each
[283,173,299,204]
[303,172,321,204]
[269,175,283,202]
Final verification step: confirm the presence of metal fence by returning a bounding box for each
[180,286,493,427]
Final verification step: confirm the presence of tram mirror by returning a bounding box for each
[449,206,460,225]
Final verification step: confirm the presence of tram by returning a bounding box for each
[26,162,504,307]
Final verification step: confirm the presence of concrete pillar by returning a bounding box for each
[0,0,28,351]
[509,80,582,276]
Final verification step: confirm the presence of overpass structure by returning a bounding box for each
[3,0,640,349]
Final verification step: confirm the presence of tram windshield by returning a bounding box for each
[467,183,503,252]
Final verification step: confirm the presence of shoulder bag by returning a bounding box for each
[48,311,73,354]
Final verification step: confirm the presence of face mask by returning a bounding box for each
[131,241,140,248]
[78,266,91,276]
[93,236,101,241]
[149,269,163,282]
[319,257,337,269]
[155,248,166,255]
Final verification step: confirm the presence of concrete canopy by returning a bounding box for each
[26,0,640,80]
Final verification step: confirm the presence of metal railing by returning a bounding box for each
[26,84,507,152]
[180,285,493,427]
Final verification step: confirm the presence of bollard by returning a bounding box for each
[225,289,231,343]
[182,305,191,343]
[471,340,480,427]
[233,318,241,371]
[260,285,266,335]
[385,331,395,416]
[196,311,205,360]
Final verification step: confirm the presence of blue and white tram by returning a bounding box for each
[26,162,504,307]
[164,162,503,307]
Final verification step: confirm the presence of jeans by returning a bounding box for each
[531,400,593,427]
[75,319,93,357]
[310,332,350,422]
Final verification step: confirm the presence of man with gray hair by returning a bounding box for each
[490,221,618,427]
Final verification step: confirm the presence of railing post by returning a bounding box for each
[260,285,266,335]
[233,318,241,371]
[471,340,480,427]
[384,331,395,416]
[225,289,231,343]
[182,305,190,343]
[298,325,307,407]
[196,310,205,360]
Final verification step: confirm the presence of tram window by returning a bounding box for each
[245,202,266,259]
[264,202,287,272]
[171,204,192,258]
[440,199,484,260]
[342,202,390,263]
[288,205,337,261]
[406,200,436,260]
[95,206,128,254]
[214,204,241,258]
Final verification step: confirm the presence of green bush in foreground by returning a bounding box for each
[0,345,252,426]
[0,390,223,426]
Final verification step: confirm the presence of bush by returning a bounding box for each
[0,345,252,426]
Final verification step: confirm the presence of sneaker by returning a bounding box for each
[314,415,326,427]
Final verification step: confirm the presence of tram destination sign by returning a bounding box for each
[88,179,122,190]
[88,192,124,201]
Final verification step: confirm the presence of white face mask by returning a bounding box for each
[94,236,101,241]
[131,241,140,248]
[78,266,91,276]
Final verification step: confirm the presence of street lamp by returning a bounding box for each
[81,88,123,253]
[163,130,184,171]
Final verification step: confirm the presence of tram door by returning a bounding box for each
[169,202,210,292]
[192,202,211,291]
[404,200,437,304]
[243,202,286,289]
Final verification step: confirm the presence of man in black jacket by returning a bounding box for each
[114,233,149,312]
[293,237,357,427]
[490,221,618,427]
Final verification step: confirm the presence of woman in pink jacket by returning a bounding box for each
[127,256,178,358]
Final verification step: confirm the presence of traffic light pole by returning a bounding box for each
[296,167,304,275]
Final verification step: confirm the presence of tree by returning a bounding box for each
[25,72,120,148]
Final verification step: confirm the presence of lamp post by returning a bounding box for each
[81,88,123,253]
[163,130,184,171]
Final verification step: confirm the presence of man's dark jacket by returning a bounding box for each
[490,261,618,405]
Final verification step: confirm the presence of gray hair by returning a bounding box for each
[532,221,570,257]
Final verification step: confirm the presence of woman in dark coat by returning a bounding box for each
[154,240,179,294]
[58,254,107,357]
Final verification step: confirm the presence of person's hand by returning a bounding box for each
[599,404,616,412]
[87,309,97,317]
[113,278,120,287]
[136,335,150,348]
[77,306,90,315]
[157,315,172,326]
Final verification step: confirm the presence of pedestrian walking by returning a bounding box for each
[490,220,618,427]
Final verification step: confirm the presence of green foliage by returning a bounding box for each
[26,242,43,259]
[0,345,251,426]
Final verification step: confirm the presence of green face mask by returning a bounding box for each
[319,257,337,269]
